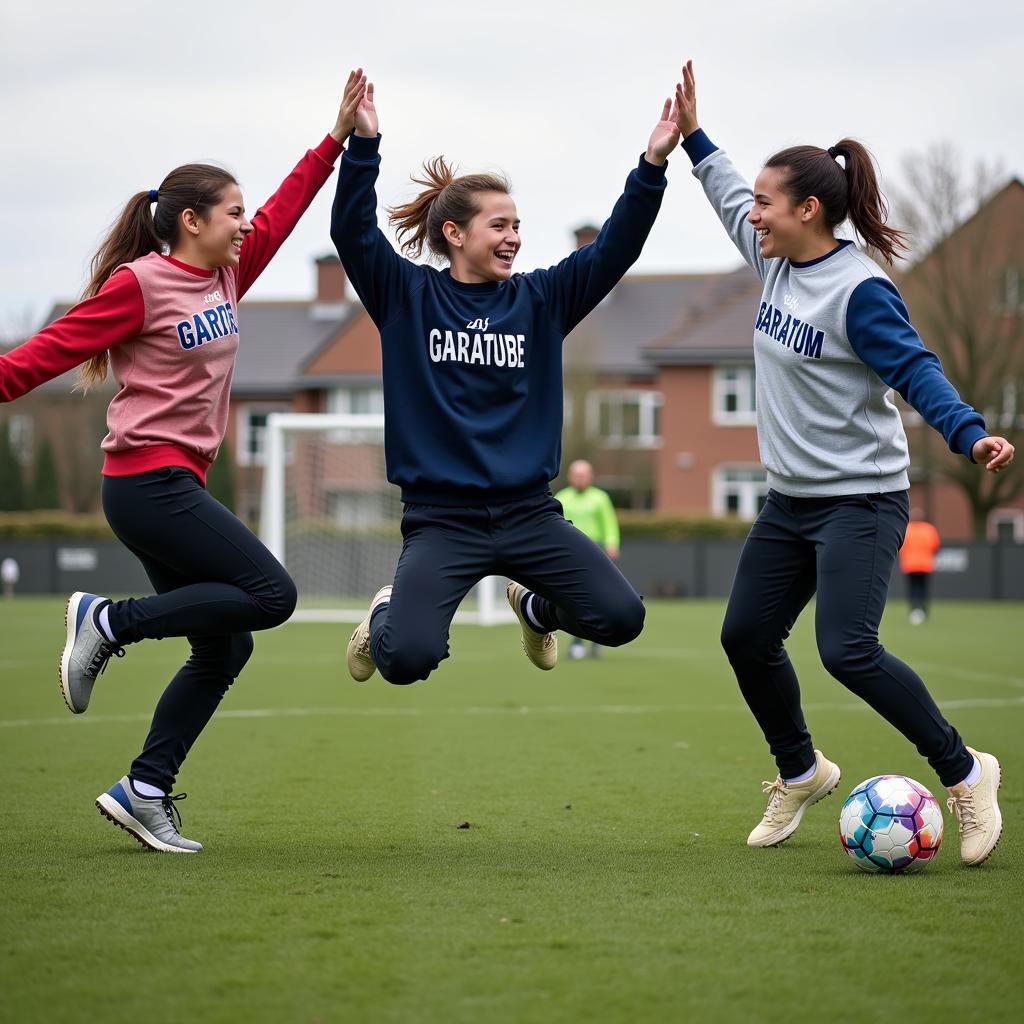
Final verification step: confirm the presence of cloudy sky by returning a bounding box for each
[1,0,1021,336]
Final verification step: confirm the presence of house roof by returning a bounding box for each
[564,267,756,378]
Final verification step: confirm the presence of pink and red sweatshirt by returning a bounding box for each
[0,134,344,483]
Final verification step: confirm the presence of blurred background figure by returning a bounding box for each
[900,511,941,624]
[555,460,621,658]
[1,556,19,598]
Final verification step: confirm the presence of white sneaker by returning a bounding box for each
[346,586,392,681]
[569,641,586,660]
[506,581,557,671]
[909,609,926,625]
[947,748,1002,866]
[747,750,842,847]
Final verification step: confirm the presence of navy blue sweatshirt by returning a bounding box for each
[330,133,667,505]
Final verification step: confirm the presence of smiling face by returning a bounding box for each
[445,191,521,283]
[176,183,253,269]
[747,166,814,261]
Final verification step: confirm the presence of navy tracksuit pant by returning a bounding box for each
[720,488,973,787]
[101,467,297,792]
[369,493,645,685]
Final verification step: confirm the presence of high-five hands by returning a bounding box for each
[674,59,699,139]
[331,69,368,143]
[646,97,682,165]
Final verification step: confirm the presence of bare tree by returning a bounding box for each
[892,145,1024,537]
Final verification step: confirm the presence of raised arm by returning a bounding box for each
[234,70,364,298]
[0,270,143,402]
[329,78,412,328]
[532,94,677,334]
[674,60,768,280]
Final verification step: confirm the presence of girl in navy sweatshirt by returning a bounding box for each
[673,60,1013,866]
[330,73,679,685]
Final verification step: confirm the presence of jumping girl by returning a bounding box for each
[673,61,1013,865]
[330,74,679,687]
[0,71,365,853]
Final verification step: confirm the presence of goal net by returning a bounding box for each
[259,412,514,625]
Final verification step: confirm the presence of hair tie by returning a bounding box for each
[827,146,840,159]
[148,189,159,203]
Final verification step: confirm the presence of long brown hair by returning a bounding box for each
[387,156,511,261]
[77,163,238,389]
[765,140,908,265]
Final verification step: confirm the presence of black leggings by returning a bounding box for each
[720,489,972,787]
[102,467,296,792]
[370,493,645,685]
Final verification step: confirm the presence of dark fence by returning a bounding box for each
[1,537,1022,601]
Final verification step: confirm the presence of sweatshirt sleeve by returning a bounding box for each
[847,277,988,460]
[599,490,620,549]
[0,269,144,402]
[235,134,344,299]
[329,133,413,329]
[683,130,768,282]
[529,155,667,335]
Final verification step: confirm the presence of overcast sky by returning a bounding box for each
[1,0,1022,336]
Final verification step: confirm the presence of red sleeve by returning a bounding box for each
[235,134,345,299]
[0,269,144,402]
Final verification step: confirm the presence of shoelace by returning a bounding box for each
[354,628,371,658]
[87,642,125,680]
[947,791,978,834]
[162,793,189,832]
[760,778,788,822]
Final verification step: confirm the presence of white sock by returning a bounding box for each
[784,764,817,785]
[962,756,982,787]
[524,594,546,633]
[97,604,118,644]
[130,779,166,799]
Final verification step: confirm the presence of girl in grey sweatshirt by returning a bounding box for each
[673,60,1013,868]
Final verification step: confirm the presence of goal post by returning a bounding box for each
[259,412,514,625]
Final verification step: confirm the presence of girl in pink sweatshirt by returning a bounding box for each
[0,70,365,853]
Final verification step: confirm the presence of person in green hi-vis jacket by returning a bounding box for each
[555,460,621,659]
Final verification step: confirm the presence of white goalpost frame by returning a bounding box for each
[259,411,514,625]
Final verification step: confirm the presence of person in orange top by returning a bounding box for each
[899,512,941,624]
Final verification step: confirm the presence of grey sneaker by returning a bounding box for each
[60,592,124,714]
[507,581,557,670]
[96,776,203,853]
[347,585,392,681]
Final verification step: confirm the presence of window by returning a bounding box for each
[713,465,769,519]
[7,414,33,465]
[993,266,1024,315]
[986,381,1023,431]
[236,406,289,467]
[988,510,1023,542]
[712,365,757,425]
[327,386,384,417]
[586,390,662,447]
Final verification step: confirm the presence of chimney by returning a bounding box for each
[315,254,347,303]
[573,224,600,249]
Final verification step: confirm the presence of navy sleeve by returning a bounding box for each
[680,128,719,166]
[329,133,413,329]
[847,277,988,461]
[529,155,667,335]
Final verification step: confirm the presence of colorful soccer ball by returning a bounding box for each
[839,775,943,874]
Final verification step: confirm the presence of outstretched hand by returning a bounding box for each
[354,79,378,138]
[972,436,1015,473]
[646,97,681,165]
[331,69,367,143]
[673,59,699,138]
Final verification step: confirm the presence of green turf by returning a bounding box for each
[1,597,1021,1023]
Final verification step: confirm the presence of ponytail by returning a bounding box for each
[765,139,908,265]
[77,163,238,390]
[388,157,511,261]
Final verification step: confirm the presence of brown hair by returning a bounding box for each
[765,140,908,265]
[77,164,238,389]
[387,156,511,261]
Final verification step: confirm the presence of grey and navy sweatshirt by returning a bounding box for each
[682,129,987,498]
[330,133,667,506]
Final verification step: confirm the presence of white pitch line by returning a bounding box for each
[1,695,1022,730]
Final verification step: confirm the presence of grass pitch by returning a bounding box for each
[1,597,1021,1023]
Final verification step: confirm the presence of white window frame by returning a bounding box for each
[712,464,770,519]
[994,266,1024,315]
[7,414,34,465]
[711,365,757,426]
[585,389,663,449]
[326,385,385,417]
[988,509,1024,542]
